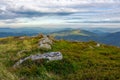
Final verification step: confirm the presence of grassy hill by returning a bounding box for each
[50,29,97,37]
[101,32,120,46]
[50,29,120,47]
[0,35,120,80]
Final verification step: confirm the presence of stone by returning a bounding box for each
[19,36,25,40]
[39,35,52,45]
[89,46,94,49]
[39,35,53,49]
[39,44,52,49]
[13,52,63,68]
[96,43,100,47]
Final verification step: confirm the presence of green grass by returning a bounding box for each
[0,36,120,80]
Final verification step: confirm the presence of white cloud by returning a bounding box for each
[0,0,120,28]
[1,0,120,13]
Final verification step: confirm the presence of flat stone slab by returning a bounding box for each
[13,52,63,68]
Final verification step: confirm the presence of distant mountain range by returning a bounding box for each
[0,27,65,37]
[0,27,120,46]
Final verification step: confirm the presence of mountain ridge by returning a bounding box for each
[0,27,120,47]
[50,29,120,47]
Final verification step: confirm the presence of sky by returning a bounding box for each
[0,0,120,28]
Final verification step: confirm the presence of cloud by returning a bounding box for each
[0,0,120,28]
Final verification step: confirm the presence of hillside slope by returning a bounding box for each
[101,32,120,46]
[0,35,120,80]
[50,29,120,46]
[50,29,99,42]
[51,29,97,37]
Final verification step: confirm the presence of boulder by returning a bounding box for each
[19,36,26,40]
[39,44,52,49]
[13,52,63,68]
[39,35,52,45]
[39,35,53,49]
[96,43,100,47]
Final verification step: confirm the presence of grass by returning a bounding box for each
[0,36,120,80]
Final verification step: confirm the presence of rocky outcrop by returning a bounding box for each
[13,52,63,68]
[39,35,53,49]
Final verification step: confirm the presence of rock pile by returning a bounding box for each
[13,52,63,68]
[39,35,53,49]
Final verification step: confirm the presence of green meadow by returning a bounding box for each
[0,36,120,80]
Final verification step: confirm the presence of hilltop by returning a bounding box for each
[50,29,120,46]
[0,35,120,80]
